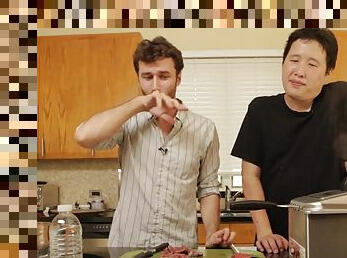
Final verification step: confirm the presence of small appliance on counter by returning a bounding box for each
[37,181,59,211]
[88,189,105,210]
[289,190,347,258]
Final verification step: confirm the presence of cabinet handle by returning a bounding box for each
[41,138,45,157]
[91,148,95,157]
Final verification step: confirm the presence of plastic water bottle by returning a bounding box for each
[49,204,83,258]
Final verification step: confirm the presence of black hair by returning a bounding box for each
[283,28,338,74]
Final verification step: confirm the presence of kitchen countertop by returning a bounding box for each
[37,209,115,223]
[38,210,251,223]
[197,210,252,223]
[82,246,289,258]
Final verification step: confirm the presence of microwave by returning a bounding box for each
[37,183,59,211]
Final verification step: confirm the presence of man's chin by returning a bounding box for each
[284,90,305,101]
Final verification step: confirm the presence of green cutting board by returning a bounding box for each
[121,248,265,258]
[120,249,144,258]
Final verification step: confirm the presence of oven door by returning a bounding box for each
[82,223,110,253]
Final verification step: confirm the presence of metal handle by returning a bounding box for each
[41,138,45,157]
[231,243,240,253]
[225,185,231,211]
[91,148,95,157]
[229,200,279,211]
[231,191,243,202]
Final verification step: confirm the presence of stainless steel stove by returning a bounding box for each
[77,210,114,239]
[77,209,115,254]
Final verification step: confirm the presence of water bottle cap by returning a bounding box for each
[57,204,73,212]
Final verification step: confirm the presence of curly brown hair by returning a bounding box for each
[133,36,184,75]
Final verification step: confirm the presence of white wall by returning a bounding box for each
[38,28,295,50]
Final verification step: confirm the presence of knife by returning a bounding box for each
[134,242,169,258]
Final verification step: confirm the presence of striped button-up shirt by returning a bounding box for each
[97,110,220,248]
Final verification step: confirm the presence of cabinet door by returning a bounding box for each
[37,33,142,159]
[197,222,255,245]
[327,30,347,82]
[197,223,229,245]
[229,222,256,245]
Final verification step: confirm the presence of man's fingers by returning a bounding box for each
[274,236,284,252]
[149,107,164,117]
[154,91,162,109]
[208,229,227,246]
[206,235,220,248]
[267,237,279,254]
[281,236,289,250]
[257,234,289,254]
[224,231,236,245]
[221,228,236,243]
[207,230,236,248]
[274,235,289,251]
[161,94,174,108]
[223,228,230,241]
[173,100,188,111]
[150,107,175,124]
[256,240,264,252]
[149,92,188,124]
[260,239,272,254]
[214,228,228,239]
[160,113,175,125]
[150,91,188,114]
[163,95,188,111]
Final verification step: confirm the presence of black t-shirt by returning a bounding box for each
[231,81,347,239]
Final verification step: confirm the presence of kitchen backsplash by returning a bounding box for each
[37,159,120,209]
[37,160,347,210]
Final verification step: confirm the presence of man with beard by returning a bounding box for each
[75,36,235,248]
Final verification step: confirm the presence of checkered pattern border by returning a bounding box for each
[1,0,347,257]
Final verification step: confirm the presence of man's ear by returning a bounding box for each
[176,72,182,86]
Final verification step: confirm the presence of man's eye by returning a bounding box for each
[309,63,317,67]
[290,59,298,63]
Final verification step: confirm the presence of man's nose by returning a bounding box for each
[294,63,305,78]
[152,76,159,90]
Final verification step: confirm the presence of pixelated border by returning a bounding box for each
[2,0,347,257]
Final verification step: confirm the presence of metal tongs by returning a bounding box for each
[231,243,240,253]
[229,200,297,211]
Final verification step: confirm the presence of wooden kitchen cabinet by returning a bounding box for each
[327,30,347,82]
[37,33,142,159]
[197,222,256,245]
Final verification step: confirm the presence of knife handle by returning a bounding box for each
[134,243,169,258]
[134,251,152,258]
[229,200,278,210]
[154,242,169,252]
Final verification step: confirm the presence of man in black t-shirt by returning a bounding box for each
[231,28,347,255]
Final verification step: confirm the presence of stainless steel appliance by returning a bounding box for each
[79,210,114,253]
[37,181,59,211]
[88,189,105,210]
[289,190,347,258]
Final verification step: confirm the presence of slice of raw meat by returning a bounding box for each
[160,245,203,258]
